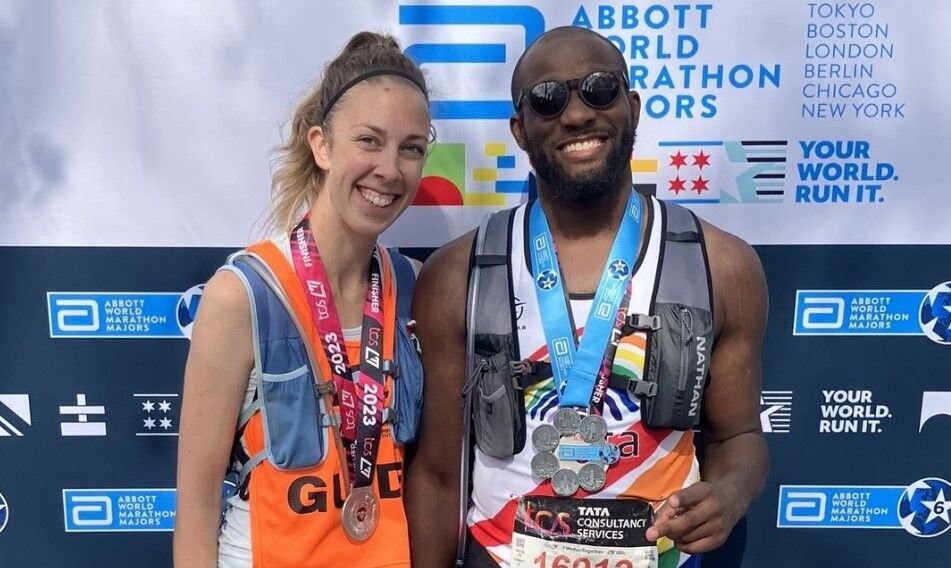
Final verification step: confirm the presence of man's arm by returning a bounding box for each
[646,222,769,554]
[405,232,475,568]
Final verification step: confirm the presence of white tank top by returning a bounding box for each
[466,197,701,567]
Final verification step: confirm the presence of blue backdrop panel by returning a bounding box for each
[1,245,949,566]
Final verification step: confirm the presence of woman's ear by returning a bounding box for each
[308,125,331,171]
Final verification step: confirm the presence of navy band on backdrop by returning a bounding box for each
[1,1,949,566]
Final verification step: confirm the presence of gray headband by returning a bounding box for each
[320,69,427,122]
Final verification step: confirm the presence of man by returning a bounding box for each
[406,26,768,568]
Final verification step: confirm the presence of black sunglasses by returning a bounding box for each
[515,70,629,118]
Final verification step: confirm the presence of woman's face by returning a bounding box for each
[309,78,430,240]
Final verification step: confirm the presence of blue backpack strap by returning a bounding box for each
[387,246,416,320]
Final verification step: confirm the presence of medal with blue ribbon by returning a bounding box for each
[528,190,643,495]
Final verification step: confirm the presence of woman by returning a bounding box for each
[174,32,430,568]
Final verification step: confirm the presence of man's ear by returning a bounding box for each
[510,112,527,151]
[627,90,642,133]
[308,125,331,171]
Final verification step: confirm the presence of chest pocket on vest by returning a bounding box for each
[469,334,526,459]
[640,303,714,430]
[259,337,328,469]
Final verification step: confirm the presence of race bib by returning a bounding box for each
[512,496,657,568]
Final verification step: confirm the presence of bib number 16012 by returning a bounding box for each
[533,552,635,568]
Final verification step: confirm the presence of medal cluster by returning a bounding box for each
[531,408,620,496]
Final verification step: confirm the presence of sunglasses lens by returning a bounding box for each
[581,72,621,108]
[528,81,569,117]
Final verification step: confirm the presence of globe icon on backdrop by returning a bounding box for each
[176,284,205,339]
[919,281,951,345]
[898,478,951,538]
[0,491,8,534]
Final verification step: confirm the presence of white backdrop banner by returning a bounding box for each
[1,0,947,246]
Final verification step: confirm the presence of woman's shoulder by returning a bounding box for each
[198,270,251,322]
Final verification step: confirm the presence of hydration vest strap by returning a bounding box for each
[509,358,658,398]
[237,451,268,490]
[474,254,507,266]
[625,378,659,397]
[622,313,662,333]
[384,248,417,421]
[459,208,518,566]
[388,247,416,320]
[319,412,339,428]
[237,398,261,431]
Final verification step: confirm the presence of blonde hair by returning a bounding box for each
[266,32,429,233]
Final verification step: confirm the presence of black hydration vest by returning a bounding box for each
[454,197,715,566]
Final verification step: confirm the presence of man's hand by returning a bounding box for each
[645,480,742,554]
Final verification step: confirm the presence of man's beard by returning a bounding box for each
[528,127,635,203]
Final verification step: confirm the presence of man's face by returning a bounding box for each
[512,35,639,203]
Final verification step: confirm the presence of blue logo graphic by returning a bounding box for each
[536,270,559,291]
[63,489,176,532]
[777,485,904,529]
[399,4,544,120]
[0,490,8,534]
[919,282,951,345]
[793,290,928,336]
[779,479,951,536]
[48,289,204,339]
[899,478,951,538]
[608,259,630,279]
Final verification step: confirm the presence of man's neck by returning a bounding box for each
[536,182,632,241]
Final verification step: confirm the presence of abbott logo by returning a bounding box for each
[68,495,112,527]
[920,392,951,433]
[799,296,845,330]
[399,4,544,120]
[53,298,100,332]
[553,337,571,357]
[782,491,827,523]
[63,488,176,532]
[594,301,613,320]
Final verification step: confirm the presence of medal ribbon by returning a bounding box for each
[290,216,387,489]
[529,190,643,409]
[589,281,631,415]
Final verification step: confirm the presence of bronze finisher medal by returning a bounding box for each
[342,486,380,542]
